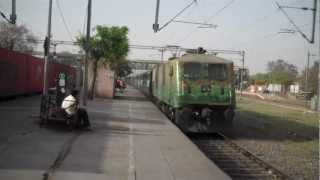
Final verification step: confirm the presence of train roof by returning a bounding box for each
[175,54,233,64]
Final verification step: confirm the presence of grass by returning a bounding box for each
[229,96,319,179]
[236,97,318,139]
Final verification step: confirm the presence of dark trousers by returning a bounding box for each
[76,108,90,127]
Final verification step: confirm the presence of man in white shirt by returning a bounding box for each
[61,90,91,129]
[61,93,77,116]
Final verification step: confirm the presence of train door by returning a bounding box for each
[162,64,168,103]
[149,71,153,95]
[168,62,174,105]
[158,65,163,100]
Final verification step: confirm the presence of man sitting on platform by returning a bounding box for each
[61,89,91,129]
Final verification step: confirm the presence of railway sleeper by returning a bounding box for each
[215,163,267,171]
[227,173,278,178]
[209,156,256,163]
[222,167,268,172]
[197,146,238,152]
[223,167,273,174]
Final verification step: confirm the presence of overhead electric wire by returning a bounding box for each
[177,0,305,46]
[0,10,11,23]
[223,0,308,48]
[55,0,74,41]
[176,0,236,44]
[276,2,311,43]
[205,0,235,23]
[165,3,198,44]
[158,0,197,32]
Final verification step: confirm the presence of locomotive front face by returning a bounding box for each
[177,62,233,107]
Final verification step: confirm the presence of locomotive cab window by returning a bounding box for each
[208,64,227,81]
[183,63,228,81]
[183,63,201,80]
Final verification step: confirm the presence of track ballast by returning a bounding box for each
[186,132,289,180]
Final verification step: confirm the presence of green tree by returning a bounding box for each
[113,59,132,77]
[77,25,129,99]
[251,73,269,85]
[0,22,37,53]
[267,59,298,91]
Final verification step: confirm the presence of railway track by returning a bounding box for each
[186,132,289,180]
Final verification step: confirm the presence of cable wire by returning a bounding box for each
[276,2,311,43]
[55,0,74,41]
[205,0,236,23]
[176,0,236,44]
[158,0,197,32]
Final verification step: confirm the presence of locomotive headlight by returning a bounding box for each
[201,84,211,93]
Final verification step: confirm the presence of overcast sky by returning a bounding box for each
[0,0,319,74]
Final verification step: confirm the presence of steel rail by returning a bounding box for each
[187,132,290,180]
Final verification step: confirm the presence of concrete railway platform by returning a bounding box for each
[0,87,230,180]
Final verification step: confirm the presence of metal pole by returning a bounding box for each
[10,0,16,24]
[305,51,310,93]
[240,51,245,95]
[310,0,317,44]
[43,0,53,96]
[317,0,320,111]
[318,60,320,111]
[161,48,164,62]
[82,0,92,106]
[153,0,160,32]
[305,51,311,107]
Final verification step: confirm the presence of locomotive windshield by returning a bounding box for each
[208,64,227,81]
[183,63,228,81]
[183,63,201,80]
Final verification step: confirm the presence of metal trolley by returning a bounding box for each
[40,72,77,129]
[40,89,77,129]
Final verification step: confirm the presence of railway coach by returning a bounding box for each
[0,48,76,98]
[129,53,236,131]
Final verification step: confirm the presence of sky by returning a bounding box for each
[0,0,319,74]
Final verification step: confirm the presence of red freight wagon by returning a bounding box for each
[26,56,44,94]
[0,48,76,98]
[0,49,28,97]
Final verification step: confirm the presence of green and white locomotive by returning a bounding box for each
[128,53,236,132]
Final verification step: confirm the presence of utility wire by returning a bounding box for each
[276,2,311,43]
[215,0,307,48]
[55,0,74,41]
[177,0,236,44]
[205,0,236,23]
[179,0,303,45]
[165,4,198,43]
[222,0,307,47]
[158,0,197,32]
[243,0,308,30]
[0,10,11,23]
